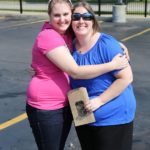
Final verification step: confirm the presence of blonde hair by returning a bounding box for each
[48,0,72,15]
[72,1,100,34]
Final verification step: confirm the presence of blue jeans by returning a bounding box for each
[26,104,72,150]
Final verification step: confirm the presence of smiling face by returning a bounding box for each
[71,6,94,37]
[49,2,72,34]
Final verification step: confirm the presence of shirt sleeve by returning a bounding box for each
[101,34,124,75]
[36,29,66,54]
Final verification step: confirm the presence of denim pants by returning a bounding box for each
[26,104,72,150]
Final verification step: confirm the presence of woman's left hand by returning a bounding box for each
[85,97,104,112]
[26,67,36,77]
[119,42,130,60]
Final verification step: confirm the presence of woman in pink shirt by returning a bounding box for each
[26,0,128,150]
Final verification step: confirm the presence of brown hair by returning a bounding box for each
[48,0,72,15]
[72,1,100,34]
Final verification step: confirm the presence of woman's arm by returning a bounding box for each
[46,46,128,79]
[85,65,133,111]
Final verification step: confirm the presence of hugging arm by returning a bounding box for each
[85,65,133,111]
[46,45,128,79]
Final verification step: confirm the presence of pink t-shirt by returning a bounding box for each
[27,22,73,110]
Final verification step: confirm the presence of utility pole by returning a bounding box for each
[98,0,101,16]
[145,0,148,17]
[19,0,23,14]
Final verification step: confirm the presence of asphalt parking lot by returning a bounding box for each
[0,14,150,150]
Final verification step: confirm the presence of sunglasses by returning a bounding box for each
[72,13,94,21]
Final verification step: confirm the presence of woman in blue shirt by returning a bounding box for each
[70,2,136,150]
